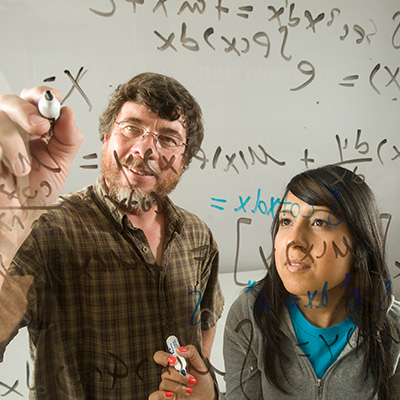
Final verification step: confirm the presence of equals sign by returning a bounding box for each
[210,198,227,210]
[80,153,98,169]
[339,75,359,87]
[237,5,253,19]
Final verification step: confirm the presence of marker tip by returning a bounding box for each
[44,90,54,101]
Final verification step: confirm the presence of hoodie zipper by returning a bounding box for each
[317,379,323,398]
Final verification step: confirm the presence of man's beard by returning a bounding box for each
[101,148,183,213]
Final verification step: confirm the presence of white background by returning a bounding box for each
[0,0,399,396]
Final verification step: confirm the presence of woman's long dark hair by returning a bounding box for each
[253,165,395,399]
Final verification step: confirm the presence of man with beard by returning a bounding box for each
[0,73,224,399]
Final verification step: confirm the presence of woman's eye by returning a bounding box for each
[279,218,291,226]
[312,219,328,227]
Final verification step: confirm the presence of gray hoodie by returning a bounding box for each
[222,290,400,399]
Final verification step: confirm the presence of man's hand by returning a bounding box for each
[0,86,83,264]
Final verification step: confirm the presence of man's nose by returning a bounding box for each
[131,132,158,159]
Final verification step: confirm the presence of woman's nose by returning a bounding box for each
[285,222,314,262]
[288,220,309,247]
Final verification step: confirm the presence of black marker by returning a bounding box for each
[38,90,60,138]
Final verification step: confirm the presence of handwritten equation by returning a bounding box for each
[194,129,398,180]
[89,1,400,49]
[87,1,400,95]
[231,215,400,292]
[0,356,151,398]
[75,128,400,176]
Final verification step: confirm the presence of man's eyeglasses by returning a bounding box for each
[114,120,187,154]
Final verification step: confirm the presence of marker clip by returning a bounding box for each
[38,90,60,138]
[166,335,187,376]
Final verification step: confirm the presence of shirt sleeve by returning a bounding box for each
[390,360,400,399]
[0,237,41,360]
[388,299,400,398]
[0,275,27,362]
[0,218,48,361]
[199,233,224,331]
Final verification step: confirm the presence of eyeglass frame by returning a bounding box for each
[114,119,188,154]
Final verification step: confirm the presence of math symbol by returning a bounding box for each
[80,153,99,169]
[244,280,256,293]
[300,149,315,168]
[237,5,253,19]
[0,379,23,397]
[394,261,400,279]
[63,67,92,111]
[210,197,227,210]
[339,75,359,87]
[191,245,209,262]
[392,146,400,161]
[335,129,372,167]
[43,68,92,111]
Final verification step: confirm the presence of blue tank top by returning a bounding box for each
[288,305,356,378]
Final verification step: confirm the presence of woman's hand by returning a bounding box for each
[149,345,218,400]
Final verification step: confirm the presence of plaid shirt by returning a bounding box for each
[2,176,224,399]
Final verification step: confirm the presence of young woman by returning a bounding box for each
[150,165,400,400]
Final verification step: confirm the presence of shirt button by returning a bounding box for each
[142,246,149,253]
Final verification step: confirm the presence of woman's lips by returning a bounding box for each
[285,260,310,273]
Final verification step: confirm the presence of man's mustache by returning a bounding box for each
[122,152,161,176]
